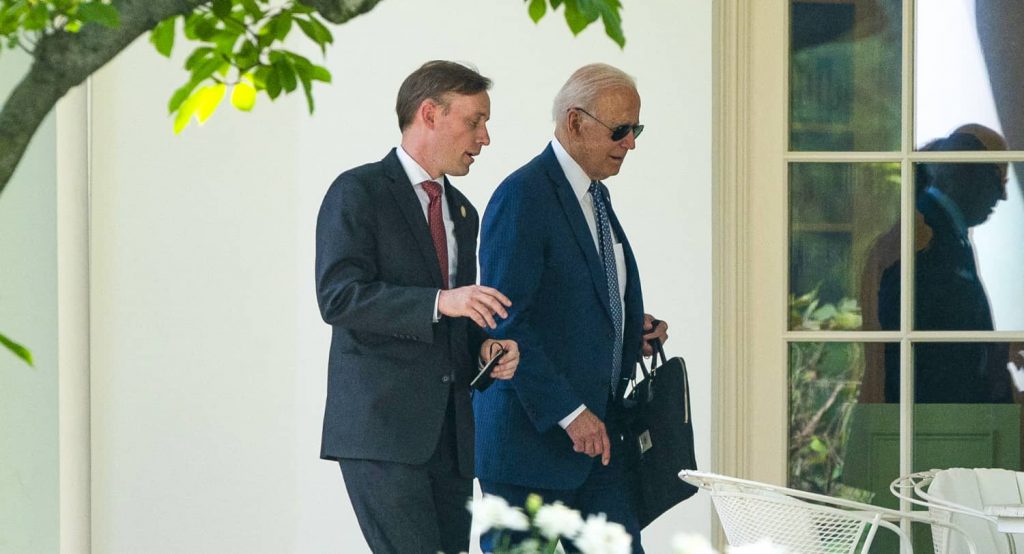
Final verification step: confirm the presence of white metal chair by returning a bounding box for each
[891,468,1024,554]
[681,469,976,553]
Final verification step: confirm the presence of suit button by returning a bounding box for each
[441,375,451,384]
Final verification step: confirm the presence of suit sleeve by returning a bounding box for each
[315,174,436,342]
[480,181,584,432]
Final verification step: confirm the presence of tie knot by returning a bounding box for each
[589,181,600,194]
[420,180,442,200]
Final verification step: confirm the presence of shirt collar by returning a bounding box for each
[551,137,594,201]
[396,146,444,189]
[924,186,968,238]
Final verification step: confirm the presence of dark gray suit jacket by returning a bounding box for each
[315,149,484,477]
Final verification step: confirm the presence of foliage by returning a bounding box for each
[788,287,873,502]
[0,0,120,47]
[526,0,624,48]
[153,1,335,132]
[0,331,33,366]
[2,0,627,134]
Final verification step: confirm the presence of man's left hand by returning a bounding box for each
[641,314,669,356]
[480,339,519,380]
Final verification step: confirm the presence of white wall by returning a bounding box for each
[0,52,60,553]
[88,0,713,551]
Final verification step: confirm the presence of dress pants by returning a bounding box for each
[479,401,644,554]
[340,393,471,554]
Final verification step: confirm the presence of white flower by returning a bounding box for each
[572,513,632,554]
[727,539,790,554]
[671,532,718,554]
[533,501,585,540]
[467,494,529,535]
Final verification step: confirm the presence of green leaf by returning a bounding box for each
[594,0,625,48]
[264,67,281,99]
[271,55,297,93]
[234,40,259,69]
[562,0,597,36]
[240,0,263,18]
[173,90,201,134]
[76,2,121,28]
[296,17,332,54]
[311,65,331,83]
[184,47,215,71]
[194,83,226,123]
[528,0,547,22]
[150,17,176,58]
[24,3,49,31]
[192,16,217,40]
[230,80,257,111]
[272,11,293,41]
[0,332,33,367]
[168,81,198,113]
[298,71,314,114]
[211,0,232,19]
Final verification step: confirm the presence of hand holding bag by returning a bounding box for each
[623,337,698,528]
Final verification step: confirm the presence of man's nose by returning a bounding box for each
[479,124,491,146]
[621,131,636,150]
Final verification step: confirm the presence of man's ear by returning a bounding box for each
[566,109,583,137]
[419,99,438,129]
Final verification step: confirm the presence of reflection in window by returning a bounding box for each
[916,1,1024,330]
[790,0,901,151]
[789,342,886,503]
[789,163,899,331]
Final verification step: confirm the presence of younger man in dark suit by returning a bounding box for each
[315,60,519,554]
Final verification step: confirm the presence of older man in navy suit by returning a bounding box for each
[476,63,669,553]
[315,61,519,554]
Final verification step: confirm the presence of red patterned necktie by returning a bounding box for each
[420,180,449,289]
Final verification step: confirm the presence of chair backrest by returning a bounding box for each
[925,468,1024,554]
[682,470,910,553]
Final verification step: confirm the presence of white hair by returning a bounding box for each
[552,63,637,123]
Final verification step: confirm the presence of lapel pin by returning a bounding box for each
[460,205,467,218]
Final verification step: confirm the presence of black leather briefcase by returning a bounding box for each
[622,338,698,529]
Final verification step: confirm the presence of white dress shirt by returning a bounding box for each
[396,146,457,320]
[550,138,629,429]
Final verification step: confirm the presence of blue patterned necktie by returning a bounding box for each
[589,181,623,393]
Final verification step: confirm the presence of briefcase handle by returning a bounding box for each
[635,336,669,381]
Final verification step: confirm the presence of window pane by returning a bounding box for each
[879,342,1022,404]
[789,342,893,501]
[790,0,902,151]
[875,160,1024,332]
[789,163,900,331]
[916,0,1024,151]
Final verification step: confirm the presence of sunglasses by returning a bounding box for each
[573,107,644,141]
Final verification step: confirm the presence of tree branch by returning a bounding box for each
[0,0,385,196]
[297,0,384,24]
[0,0,212,196]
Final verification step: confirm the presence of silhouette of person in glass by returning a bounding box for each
[879,124,1012,403]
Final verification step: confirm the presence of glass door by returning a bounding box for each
[783,0,1024,549]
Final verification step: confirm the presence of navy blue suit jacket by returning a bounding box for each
[475,144,644,489]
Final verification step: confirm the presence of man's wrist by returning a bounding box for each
[558,404,587,429]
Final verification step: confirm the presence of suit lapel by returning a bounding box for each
[445,178,476,287]
[381,150,446,288]
[543,149,614,322]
